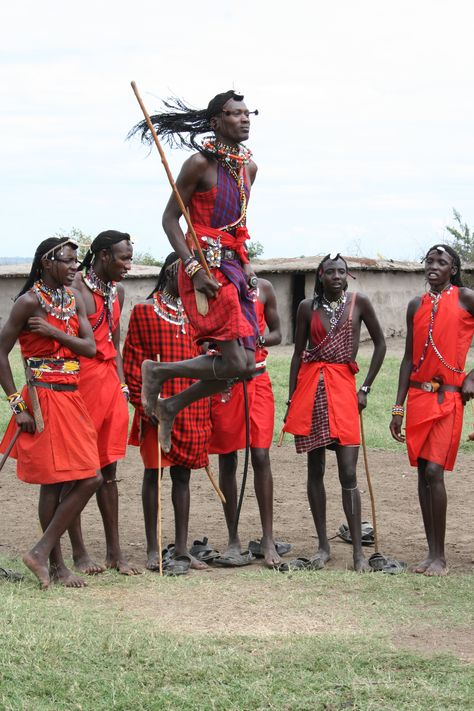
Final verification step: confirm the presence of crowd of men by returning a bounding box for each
[1,90,473,587]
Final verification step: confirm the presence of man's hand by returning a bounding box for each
[461,370,474,404]
[357,390,367,412]
[27,316,57,338]
[192,269,221,298]
[389,415,405,443]
[15,410,36,434]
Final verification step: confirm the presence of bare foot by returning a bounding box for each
[411,558,432,574]
[155,398,176,454]
[73,555,105,575]
[106,557,142,576]
[141,360,164,418]
[261,536,282,568]
[146,551,161,571]
[424,559,448,577]
[50,563,87,588]
[354,554,371,572]
[310,548,331,569]
[23,551,50,589]
[187,554,208,571]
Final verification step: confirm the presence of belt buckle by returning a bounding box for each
[202,236,221,268]
[421,381,434,392]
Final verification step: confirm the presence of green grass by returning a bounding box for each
[1,560,472,711]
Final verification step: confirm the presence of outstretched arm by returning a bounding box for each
[357,294,386,412]
[389,298,419,442]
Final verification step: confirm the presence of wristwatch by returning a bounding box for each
[360,385,371,394]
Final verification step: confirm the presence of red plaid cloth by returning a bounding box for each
[285,295,360,452]
[122,296,211,469]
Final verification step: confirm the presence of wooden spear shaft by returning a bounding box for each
[0,428,20,473]
[130,81,213,316]
[359,412,379,553]
[156,354,163,577]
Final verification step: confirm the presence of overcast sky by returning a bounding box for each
[2,1,474,262]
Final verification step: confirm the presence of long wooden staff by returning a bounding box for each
[156,354,163,576]
[205,464,226,503]
[0,428,20,473]
[359,412,379,553]
[130,81,211,316]
[22,358,44,433]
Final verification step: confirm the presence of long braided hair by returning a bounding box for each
[127,90,245,152]
[146,252,179,299]
[424,244,463,287]
[16,237,77,299]
[79,230,132,271]
[312,253,350,310]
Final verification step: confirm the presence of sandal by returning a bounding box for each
[337,521,375,546]
[0,567,24,582]
[212,550,254,567]
[189,537,220,563]
[248,539,292,558]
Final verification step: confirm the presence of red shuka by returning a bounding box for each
[78,291,129,469]
[209,298,274,453]
[0,312,99,485]
[123,296,211,470]
[406,286,474,470]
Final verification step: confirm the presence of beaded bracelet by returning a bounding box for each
[10,398,28,415]
[183,255,195,267]
[120,383,130,395]
[184,259,203,279]
[391,404,405,417]
[7,391,21,402]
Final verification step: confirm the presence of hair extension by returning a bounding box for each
[16,237,76,299]
[312,253,349,309]
[80,230,132,271]
[127,90,244,153]
[424,244,463,287]
[147,252,179,298]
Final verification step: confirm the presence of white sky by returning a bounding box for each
[2,0,474,261]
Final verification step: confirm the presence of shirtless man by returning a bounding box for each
[284,254,386,571]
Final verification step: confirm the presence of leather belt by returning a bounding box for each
[409,379,461,403]
[33,381,78,392]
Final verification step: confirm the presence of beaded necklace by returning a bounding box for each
[412,285,464,374]
[83,267,117,341]
[153,291,187,337]
[322,293,347,326]
[32,280,76,333]
[311,293,348,352]
[202,137,250,231]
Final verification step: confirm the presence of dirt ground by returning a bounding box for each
[1,445,472,576]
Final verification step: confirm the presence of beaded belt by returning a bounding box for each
[200,237,237,268]
[33,381,78,392]
[27,357,80,377]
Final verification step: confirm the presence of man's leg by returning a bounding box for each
[143,341,256,451]
[218,451,241,555]
[416,459,448,576]
[170,465,206,570]
[23,473,103,588]
[142,467,159,570]
[39,484,87,588]
[335,445,370,572]
[97,461,141,575]
[67,494,106,575]
[250,447,281,567]
[307,447,331,566]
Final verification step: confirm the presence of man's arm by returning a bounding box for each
[259,279,281,347]
[458,287,474,402]
[288,299,312,402]
[356,294,386,412]
[162,153,220,298]
[113,284,127,397]
[389,297,419,442]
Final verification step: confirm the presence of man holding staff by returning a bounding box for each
[0,237,102,588]
[284,254,386,572]
[129,89,259,456]
[390,244,474,576]
[123,253,212,572]
[67,230,140,576]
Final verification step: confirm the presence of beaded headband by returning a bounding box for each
[41,239,79,262]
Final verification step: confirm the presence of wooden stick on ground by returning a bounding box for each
[359,412,379,553]
[0,428,20,473]
[130,80,212,316]
[205,464,226,503]
[156,354,163,576]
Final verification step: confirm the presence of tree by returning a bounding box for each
[446,209,474,262]
[247,240,264,259]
